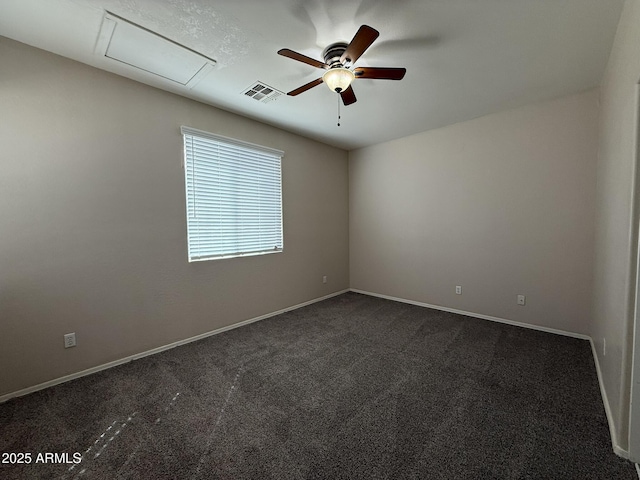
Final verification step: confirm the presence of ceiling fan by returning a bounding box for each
[277,25,406,106]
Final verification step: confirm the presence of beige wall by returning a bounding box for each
[0,37,349,398]
[3,8,637,457]
[593,0,640,453]
[350,90,599,335]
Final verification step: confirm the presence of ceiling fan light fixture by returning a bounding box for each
[323,67,355,93]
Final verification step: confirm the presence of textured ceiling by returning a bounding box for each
[0,0,625,150]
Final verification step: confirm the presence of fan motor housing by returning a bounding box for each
[323,42,348,67]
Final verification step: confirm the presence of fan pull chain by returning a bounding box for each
[337,94,341,127]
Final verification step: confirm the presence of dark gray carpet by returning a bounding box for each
[0,292,636,479]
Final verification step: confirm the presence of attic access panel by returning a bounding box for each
[96,12,216,88]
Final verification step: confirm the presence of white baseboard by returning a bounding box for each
[350,289,590,340]
[590,339,630,459]
[350,289,632,458]
[2,287,632,464]
[0,289,349,403]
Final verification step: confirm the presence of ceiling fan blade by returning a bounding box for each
[354,67,406,80]
[287,77,324,96]
[340,25,379,65]
[278,48,328,70]
[340,85,357,106]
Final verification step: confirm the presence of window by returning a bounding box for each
[181,126,284,262]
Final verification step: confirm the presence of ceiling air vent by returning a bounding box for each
[242,82,283,104]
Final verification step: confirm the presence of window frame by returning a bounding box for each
[181,126,284,262]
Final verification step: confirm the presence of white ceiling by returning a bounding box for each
[0,0,625,150]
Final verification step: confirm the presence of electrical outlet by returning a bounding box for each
[322,275,327,284]
[517,295,526,306]
[455,286,462,295]
[64,333,76,348]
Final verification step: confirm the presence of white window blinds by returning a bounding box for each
[181,126,284,262]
